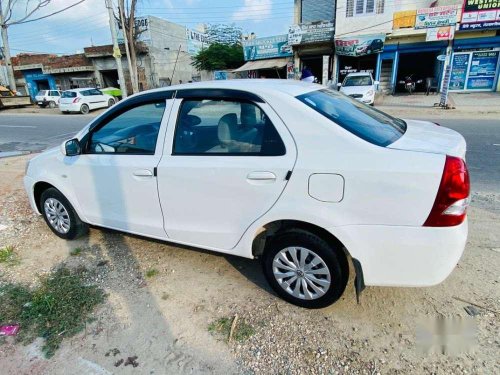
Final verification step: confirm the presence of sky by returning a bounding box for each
[5,0,295,56]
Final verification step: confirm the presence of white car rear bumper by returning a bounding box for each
[59,103,81,112]
[333,219,468,287]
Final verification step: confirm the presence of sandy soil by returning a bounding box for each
[0,154,498,375]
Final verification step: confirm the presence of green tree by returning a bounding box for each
[192,43,244,71]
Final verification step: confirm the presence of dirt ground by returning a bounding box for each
[0,153,499,374]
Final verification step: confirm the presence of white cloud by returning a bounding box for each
[232,0,272,22]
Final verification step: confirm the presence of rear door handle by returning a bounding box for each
[133,169,153,177]
[247,171,276,181]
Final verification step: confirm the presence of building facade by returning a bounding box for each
[291,0,500,93]
[334,0,500,93]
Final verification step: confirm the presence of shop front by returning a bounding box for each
[235,35,293,79]
[450,33,500,92]
[18,68,57,100]
[288,20,335,83]
[334,34,386,84]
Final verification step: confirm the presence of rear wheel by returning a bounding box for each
[40,188,88,240]
[262,229,348,309]
[80,104,89,115]
[108,98,115,107]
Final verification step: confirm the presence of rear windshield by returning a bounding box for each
[37,90,47,96]
[344,76,372,86]
[62,91,77,98]
[296,89,406,147]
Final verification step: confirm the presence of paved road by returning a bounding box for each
[0,113,499,193]
[0,114,92,153]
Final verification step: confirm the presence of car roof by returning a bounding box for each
[63,88,95,92]
[136,79,321,99]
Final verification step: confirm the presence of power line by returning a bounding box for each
[10,0,88,25]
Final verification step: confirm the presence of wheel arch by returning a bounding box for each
[33,181,85,222]
[252,219,351,264]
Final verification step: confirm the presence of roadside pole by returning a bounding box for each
[118,1,137,94]
[105,0,127,99]
[0,2,17,92]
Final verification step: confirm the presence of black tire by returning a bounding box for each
[40,188,88,240]
[108,98,115,107]
[262,229,348,309]
[48,101,56,109]
[80,104,90,115]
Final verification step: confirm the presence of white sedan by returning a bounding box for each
[24,80,469,308]
[59,88,115,114]
[338,72,378,105]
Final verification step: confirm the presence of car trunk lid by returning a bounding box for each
[387,119,466,159]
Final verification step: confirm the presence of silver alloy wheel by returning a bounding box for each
[272,247,331,300]
[44,198,71,234]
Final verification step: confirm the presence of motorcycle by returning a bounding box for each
[399,75,423,95]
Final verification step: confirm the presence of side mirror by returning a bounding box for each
[337,83,342,87]
[64,138,81,156]
[374,80,380,85]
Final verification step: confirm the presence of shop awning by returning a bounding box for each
[233,58,289,72]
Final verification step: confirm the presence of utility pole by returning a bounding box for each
[118,1,137,93]
[105,0,127,98]
[0,2,17,91]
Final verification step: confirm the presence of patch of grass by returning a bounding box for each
[145,268,159,278]
[0,245,19,265]
[161,292,169,300]
[0,267,105,358]
[69,247,82,256]
[208,316,255,343]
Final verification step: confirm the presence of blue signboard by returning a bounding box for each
[466,51,499,90]
[23,69,57,100]
[242,35,292,61]
[450,54,469,90]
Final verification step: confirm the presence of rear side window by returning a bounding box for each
[37,90,47,96]
[62,91,77,98]
[173,99,286,156]
[296,89,406,147]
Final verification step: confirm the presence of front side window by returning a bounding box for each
[296,89,406,146]
[343,76,372,86]
[173,99,285,156]
[38,90,47,96]
[88,101,166,154]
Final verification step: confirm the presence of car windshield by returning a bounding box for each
[296,89,406,147]
[62,91,77,98]
[344,76,372,86]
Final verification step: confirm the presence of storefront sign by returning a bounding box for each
[393,10,416,29]
[439,65,452,107]
[426,26,455,41]
[450,54,469,90]
[187,29,209,55]
[460,0,500,30]
[415,6,459,29]
[242,35,292,61]
[467,51,499,89]
[117,16,151,44]
[450,50,499,91]
[334,34,386,57]
[44,66,95,74]
[288,20,335,46]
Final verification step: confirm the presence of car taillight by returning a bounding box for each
[424,155,470,227]
[72,97,81,103]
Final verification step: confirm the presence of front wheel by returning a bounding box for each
[80,104,90,115]
[40,188,88,240]
[48,101,56,109]
[262,229,348,309]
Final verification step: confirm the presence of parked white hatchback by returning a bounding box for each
[59,88,115,115]
[24,80,469,308]
[338,72,378,106]
[35,89,62,108]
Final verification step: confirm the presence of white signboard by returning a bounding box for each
[426,26,455,42]
[415,5,459,29]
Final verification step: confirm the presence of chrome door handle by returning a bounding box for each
[247,171,276,181]
[133,169,153,177]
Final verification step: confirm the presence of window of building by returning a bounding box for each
[301,0,335,23]
[346,0,384,17]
